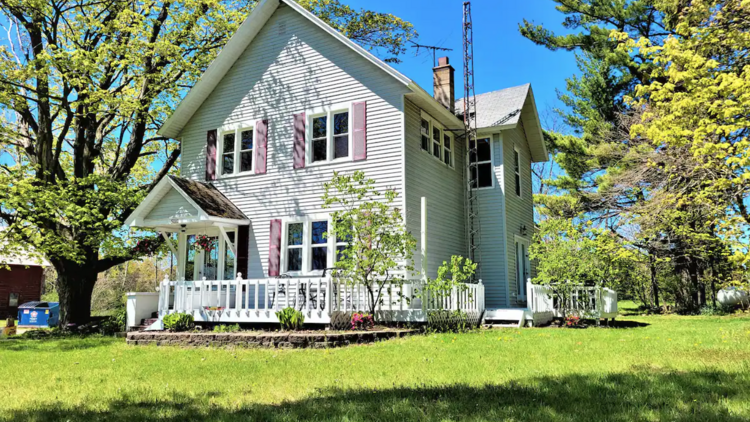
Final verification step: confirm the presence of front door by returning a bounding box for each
[516,237,530,301]
[181,233,227,281]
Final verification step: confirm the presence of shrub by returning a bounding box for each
[350,312,374,331]
[276,307,304,331]
[699,305,731,316]
[100,307,127,335]
[163,313,194,332]
[213,324,241,333]
[426,310,472,333]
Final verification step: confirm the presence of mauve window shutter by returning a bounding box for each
[268,219,282,276]
[237,225,250,278]
[293,113,306,169]
[206,129,217,181]
[352,101,367,161]
[255,119,268,174]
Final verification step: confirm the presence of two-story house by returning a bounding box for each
[125,0,549,327]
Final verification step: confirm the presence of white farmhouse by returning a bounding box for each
[125,0,558,328]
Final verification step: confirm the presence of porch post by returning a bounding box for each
[421,196,427,281]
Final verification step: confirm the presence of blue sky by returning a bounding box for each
[345,0,579,122]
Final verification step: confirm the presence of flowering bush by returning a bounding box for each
[565,314,582,328]
[194,235,215,252]
[350,312,374,331]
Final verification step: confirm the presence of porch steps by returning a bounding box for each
[131,313,159,332]
[483,308,531,328]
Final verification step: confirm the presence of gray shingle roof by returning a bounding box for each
[169,176,247,220]
[455,83,530,129]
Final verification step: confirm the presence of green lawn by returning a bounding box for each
[1,303,749,422]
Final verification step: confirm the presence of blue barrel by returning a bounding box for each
[18,302,60,327]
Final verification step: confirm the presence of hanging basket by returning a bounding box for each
[194,235,214,252]
[134,238,160,256]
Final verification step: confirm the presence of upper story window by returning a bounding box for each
[443,132,453,167]
[219,126,254,176]
[309,107,351,164]
[470,137,493,189]
[420,119,430,151]
[420,111,454,169]
[432,126,441,159]
[514,147,522,197]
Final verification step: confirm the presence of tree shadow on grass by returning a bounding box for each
[0,335,118,352]
[5,370,749,422]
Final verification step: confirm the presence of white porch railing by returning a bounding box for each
[527,283,618,320]
[157,275,485,324]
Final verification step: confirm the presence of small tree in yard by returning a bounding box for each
[322,171,416,319]
[530,218,640,321]
[425,255,477,308]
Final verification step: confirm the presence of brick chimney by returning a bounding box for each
[433,57,455,113]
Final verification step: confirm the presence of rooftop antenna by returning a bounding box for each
[410,41,453,67]
[463,1,481,280]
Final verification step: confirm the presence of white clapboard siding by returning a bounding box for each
[502,121,536,307]
[144,189,198,222]
[467,131,510,309]
[177,6,409,277]
[403,99,467,279]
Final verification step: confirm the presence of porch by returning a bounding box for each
[137,275,485,327]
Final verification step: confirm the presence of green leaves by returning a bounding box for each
[322,171,416,316]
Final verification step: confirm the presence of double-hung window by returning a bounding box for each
[420,111,453,169]
[309,107,351,164]
[443,132,453,167]
[310,221,328,271]
[220,126,254,176]
[514,147,522,197]
[432,126,442,159]
[420,119,430,151]
[470,137,493,189]
[281,217,353,275]
[286,223,304,272]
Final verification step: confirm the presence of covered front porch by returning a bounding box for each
[124,175,250,284]
[153,276,486,325]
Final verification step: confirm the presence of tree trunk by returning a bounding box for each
[649,254,660,309]
[55,261,98,327]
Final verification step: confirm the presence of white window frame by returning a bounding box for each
[469,137,494,190]
[306,103,353,166]
[419,110,454,170]
[217,123,256,177]
[515,235,530,301]
[280,215,341,276]
[443,131,454,168]
[514,145,522,198]
[177,227,237,281]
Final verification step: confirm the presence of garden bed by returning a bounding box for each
[126,328,417,349]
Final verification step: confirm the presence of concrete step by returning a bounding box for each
[484,323,520,329]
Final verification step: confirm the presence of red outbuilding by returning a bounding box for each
[0,253,48,318]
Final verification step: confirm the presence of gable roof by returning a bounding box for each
[158,0,461,139]
[168,176,247,220]
[124,176,248,228]
[456,84,549,162]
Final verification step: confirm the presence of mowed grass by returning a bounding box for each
[0,303,749,422]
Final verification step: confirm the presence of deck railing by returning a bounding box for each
[157,275,485,324]
[527,283,618,320]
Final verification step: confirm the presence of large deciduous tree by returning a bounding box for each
[0,0,416,326]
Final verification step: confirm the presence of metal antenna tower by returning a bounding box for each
[463,1,481,279]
